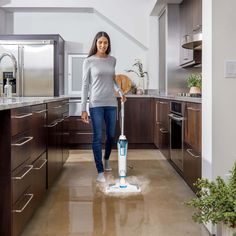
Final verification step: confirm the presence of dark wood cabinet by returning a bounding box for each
[183,102,202,193]
[184,103,201,153]
[154,99,170,159]
[192,0,202,33]
[179,0,202,66]
[0,98,69,236]
[46,100,69,188]
[69,117,93,146]
[116,98,154,145]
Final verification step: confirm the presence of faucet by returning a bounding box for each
[0,52,17,79]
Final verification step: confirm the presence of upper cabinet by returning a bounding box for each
[179,0,202,67]
[192,0,202,33]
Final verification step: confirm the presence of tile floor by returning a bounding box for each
[21,149,211,236]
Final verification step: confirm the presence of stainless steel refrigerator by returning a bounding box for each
[0,35,64,96]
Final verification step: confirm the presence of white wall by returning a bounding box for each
[13,11,147,93]
[211,0,236,177]
[0,9,6,34]
[1,0,149,47]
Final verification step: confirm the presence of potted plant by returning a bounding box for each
[125,59,148,95]
[186,73,202,97]
[185,161,236,236]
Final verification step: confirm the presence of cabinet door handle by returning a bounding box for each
[57,118,64,123]
[160,128,168,134]
[156,121,161,125]
[35,109,47,114]
[12,113,33,119]
[52,105,62,109]
[45,122,58,128]
[12,194,34,213]
[33,159,47,170]
[12,165,33,180]
[168,114,184,121]
[186,149,200,158]
[11,136,33,146]
[76,132,93,135]
[187,107,200,111]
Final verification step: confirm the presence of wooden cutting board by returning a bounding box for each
[115,74,132,94]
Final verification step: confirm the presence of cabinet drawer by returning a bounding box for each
[32,153,47,209]
[12,162,33,205]
[70,132,93,144]
[12,187,34,236]
[31,105,47,163]
[11,131,33,171]
[11,106,32,136]
[47,101,63,124]
[60,100,69,114]
[69,117,92,131]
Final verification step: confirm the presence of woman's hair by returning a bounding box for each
[88,31,111,57]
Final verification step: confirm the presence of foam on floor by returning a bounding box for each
[96,174,150,197]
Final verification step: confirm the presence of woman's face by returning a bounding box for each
[96,36,109,54]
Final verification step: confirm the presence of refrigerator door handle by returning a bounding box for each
[21,46,24,96]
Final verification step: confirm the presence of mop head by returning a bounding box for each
[105,178,141,194]
[106,183,141,193]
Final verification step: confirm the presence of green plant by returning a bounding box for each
[186,73,202,88]
[125,59,148,78]
[185,161,236,231]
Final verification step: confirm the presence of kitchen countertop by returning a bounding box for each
[0,96,70,111]
[0,93,201,111]
[69,94,202,103]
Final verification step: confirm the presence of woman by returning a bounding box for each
[81,31,126,183]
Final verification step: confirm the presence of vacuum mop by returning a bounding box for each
[106,101,141,193]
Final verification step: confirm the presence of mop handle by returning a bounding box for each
[121,101,124,136]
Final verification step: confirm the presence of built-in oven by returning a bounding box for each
[168,101,185,171]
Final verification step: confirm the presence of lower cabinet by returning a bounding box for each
[0,99,69,236]
[69,116,93,146]
[116,98,154,145]
[153,98,170,159]
[183,144,201,193]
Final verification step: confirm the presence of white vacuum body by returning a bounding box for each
[106,102,141,194]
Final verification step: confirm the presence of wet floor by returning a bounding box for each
[21,150,210,236]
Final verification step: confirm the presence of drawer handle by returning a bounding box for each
[12,113,33,119]
[160,128,168,134]
[45,122,58,128]
[76,132,93,135]
[52,105,62,109]
[187,107,200,111]
[12,165,33,180]
[33,159,47,170]
[12,194,34,213]
[159,101,168,104]
[57,118,64,123]
[11,136,33,146]
[35,109,47,114]
[186,149,200,158]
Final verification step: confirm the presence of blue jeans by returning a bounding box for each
[89,106,117,173]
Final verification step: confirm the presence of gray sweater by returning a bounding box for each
[81,55,122,112]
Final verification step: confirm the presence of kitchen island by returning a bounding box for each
[0,96,69,236]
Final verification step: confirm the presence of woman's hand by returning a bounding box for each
[121,95,127,103]
[81,111,89,124]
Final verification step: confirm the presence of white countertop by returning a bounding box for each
[0,94,201,111]
[0,96,70,111]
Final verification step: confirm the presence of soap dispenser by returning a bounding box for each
[4,78,12,98]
